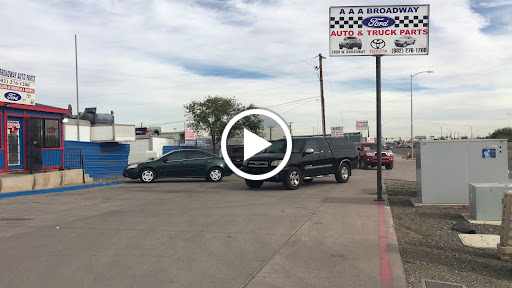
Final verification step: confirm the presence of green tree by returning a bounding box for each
[184,96,264,154]
[487,127,512,142]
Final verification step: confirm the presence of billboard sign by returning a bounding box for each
[331,126,344,137]
[184,122,195,140]
[329,5,430,57]
[0,68,36,105]
[356,120,369,131]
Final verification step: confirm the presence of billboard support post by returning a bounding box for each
[376,55,383,201]
[329,4,430,202]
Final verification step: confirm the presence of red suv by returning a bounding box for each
[356,142,394,169]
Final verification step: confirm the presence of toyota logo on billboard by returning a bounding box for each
[370,39,386,49]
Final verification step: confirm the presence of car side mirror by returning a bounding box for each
[304,148,314,154]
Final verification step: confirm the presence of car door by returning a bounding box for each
[160,151,186,177]
[184,150,210,177]
[301,139,323,177]
[315,138,334,175]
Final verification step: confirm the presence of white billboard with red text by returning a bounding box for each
[329,5,430,57]
[0,68,36,105]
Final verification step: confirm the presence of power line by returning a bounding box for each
[263,96,320,108]
[322,68,345,126]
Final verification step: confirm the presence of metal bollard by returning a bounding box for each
[497,190,512,261]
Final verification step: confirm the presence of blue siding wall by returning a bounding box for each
[64,141,130,180]
[41,150,63,167]
[162,146,195,155]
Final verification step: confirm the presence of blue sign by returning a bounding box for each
[4,92,21,102]
[482,148,496,159]
[362,16,395,28]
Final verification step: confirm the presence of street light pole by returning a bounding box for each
[410,70,433,158]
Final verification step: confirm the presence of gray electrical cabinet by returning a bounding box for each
[469,183,511,221]
[416,139,509,204]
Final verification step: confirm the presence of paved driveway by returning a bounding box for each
[0,175,360,288]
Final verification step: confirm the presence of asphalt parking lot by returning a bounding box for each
[0,167,403,288]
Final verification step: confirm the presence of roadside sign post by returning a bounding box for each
[329,4,430,201]
[376,55,383,200]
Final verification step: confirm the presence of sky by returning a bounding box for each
[1,0,511,140]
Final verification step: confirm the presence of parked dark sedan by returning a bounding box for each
[123,149,233,183]
[228,146,244,167]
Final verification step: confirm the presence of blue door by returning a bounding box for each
[7,117,24,170]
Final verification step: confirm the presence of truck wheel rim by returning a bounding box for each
[142,170,154,182]
[290,171,300,186]
[210,169,222,181]
[341,166,349,179]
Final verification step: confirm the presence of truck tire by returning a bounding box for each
[245,179,264,189]
[335,162,350,183]
[385,163,394,170]
[283,167,303,190]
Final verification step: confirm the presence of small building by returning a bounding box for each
[0,102,69,173]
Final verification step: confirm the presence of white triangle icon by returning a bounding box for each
[244,129,272,161]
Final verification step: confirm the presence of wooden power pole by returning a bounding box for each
[268,125,275,141]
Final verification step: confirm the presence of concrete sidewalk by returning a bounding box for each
[245,169,408,288]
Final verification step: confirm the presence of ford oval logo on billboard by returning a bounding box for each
[4,92,22,102]
[362,16,395,28]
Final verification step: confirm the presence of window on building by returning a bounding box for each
[45,119,59,148]
[27,118,60,148]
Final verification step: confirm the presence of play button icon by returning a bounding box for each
[221,109,292,181]
[243,129,271,161]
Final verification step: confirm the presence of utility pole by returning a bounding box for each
[288,122,293,136]
[268,125,275,141]
[75,34,80,141]
[318,53,326,136]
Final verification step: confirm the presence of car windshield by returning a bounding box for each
[266,139,305,153]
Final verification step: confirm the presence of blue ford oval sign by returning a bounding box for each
[362,16,395,28]
[4,92,22,102]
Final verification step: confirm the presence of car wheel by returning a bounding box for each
[207,167,223,182]
[335,162,350,183]
[140,168,156,183]
[303,178,314,183]
[283,167,303,190]
[403,42,408,47]
[385,163,394,170]
[245,179,264,189]
[339,44,343,49]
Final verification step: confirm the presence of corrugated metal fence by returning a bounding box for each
[64,141,129,180]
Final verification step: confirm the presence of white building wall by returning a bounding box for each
[64,119,91,142]
[151,137,175,155]
[127,137,175,164]
[128,139,150,164]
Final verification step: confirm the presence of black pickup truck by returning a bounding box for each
[241,136,358,190]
